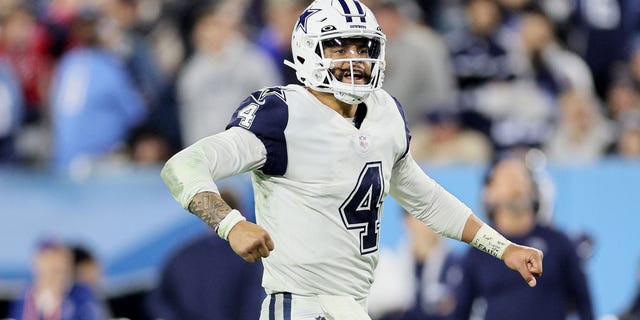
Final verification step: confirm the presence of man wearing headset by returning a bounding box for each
[454,156,594,320]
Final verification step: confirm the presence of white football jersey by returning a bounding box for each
[162,84,472,305]
[225,84,410,302]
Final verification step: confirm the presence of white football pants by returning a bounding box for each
[259,292,371,320]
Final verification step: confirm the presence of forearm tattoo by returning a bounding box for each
[188,192,232,230]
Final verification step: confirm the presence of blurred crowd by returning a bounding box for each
[0,0,639,173]
[2,0,640,319]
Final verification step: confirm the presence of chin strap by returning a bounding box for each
[284,59,312,87]
[283,59,297,71]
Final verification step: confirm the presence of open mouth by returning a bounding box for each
[340,69,367,84]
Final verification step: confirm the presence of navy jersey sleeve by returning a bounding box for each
[392,96,411,159]
[226,87,289,176]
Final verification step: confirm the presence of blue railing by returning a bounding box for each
[1,160,639,317]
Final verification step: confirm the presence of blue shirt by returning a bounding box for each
[10,283,108,320]
[50,48,146,169]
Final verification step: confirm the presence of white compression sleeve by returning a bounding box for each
[160,127,267,209]
[389,154,472,240]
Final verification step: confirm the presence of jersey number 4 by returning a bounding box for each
[237,103,259,129]
[340,162,384,255]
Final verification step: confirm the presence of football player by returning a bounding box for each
[161,0,543,319]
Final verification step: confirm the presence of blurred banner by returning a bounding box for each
[0,161,639,317]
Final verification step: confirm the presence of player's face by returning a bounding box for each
[322,37,375,85]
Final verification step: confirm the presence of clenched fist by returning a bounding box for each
[228,221,275,263]
[502,244,544,287]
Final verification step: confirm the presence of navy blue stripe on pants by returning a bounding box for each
[283,292,292,320]
[268,292,292,320]
[269,293,276,320]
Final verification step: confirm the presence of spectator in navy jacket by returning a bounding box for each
[146,190,263,320]
[454,156,594,320]
[399,215,462,320]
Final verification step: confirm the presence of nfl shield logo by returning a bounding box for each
[354,134,371,154]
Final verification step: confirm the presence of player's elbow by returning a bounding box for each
[160,161,172,185]
[160,157,185,199]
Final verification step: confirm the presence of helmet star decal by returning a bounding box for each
[296,8,321,33]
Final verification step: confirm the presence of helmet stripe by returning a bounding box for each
[353,0,366,22]
[336,0,366,23]
[336,0,353,22]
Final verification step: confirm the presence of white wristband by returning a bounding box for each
[471,224,512,259]
[215,209,246,241]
